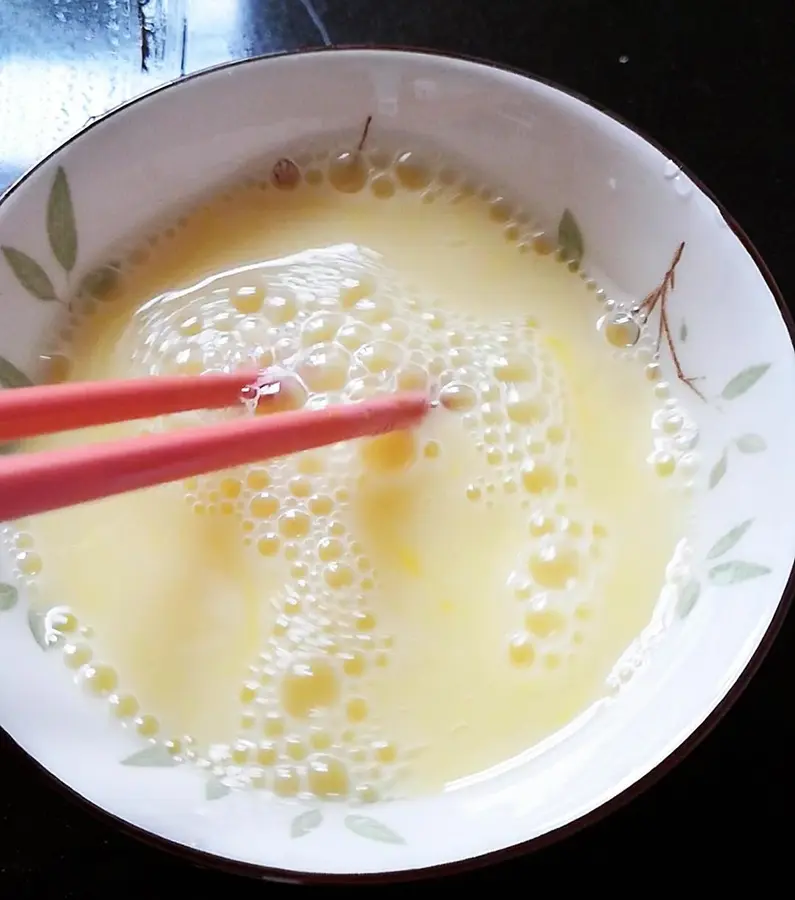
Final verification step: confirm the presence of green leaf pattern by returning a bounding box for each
[121,746,179,767]
[675,579,700,618]
[708,450,728,489]
[677,517,770,618]
[557,209,584,264]
[709,561,771,585]
[0,356,34,389]
[344,815,405,845]
[1,166,82,304]
[721,364,771,400]
[708,360,771,495]
[291,808,323,838]
[205,777,231,800]
[706,519,754,560]
[1,247,58,301]
[47,166,78,273]
[0,583,18,611]
[735,434,766,454]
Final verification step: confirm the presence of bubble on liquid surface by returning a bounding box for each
[599,310,641,348]
[529,541,581,590]
[329,151,369,194]
[24,146,688,804]
[308,754,350,797]
[440,382,477,412]
[508,633,535,667]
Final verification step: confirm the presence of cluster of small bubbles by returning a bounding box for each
[209,632,409,800]
[251,142,562,257]
[0,528,183,750]
[115,216,590,797]
[10,137,705,802]
[151,285,403,798]
[605,538,696,695]
[9,529,44,583]
[0,520,183,758]
[648,395,701,487]
[590,289,701,490]
[501,507,608,671]
[45,134,563,377]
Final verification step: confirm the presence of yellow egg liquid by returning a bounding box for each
[16,146,693,801]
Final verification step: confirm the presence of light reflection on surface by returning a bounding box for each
[0,0,325,191]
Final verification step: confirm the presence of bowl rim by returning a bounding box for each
[0,44,792,885]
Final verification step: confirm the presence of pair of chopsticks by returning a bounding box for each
[0,372,430,522]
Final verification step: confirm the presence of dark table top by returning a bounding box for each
[1,1,793,894]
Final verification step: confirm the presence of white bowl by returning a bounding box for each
[0,49,792,882]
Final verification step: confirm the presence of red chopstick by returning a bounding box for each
[0,376,430,522]
[0,371,257,442]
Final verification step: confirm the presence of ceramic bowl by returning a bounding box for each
[0,49,792,882]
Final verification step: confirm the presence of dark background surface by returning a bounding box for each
[1,0,793,894]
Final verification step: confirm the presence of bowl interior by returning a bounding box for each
[0,49,793,878]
